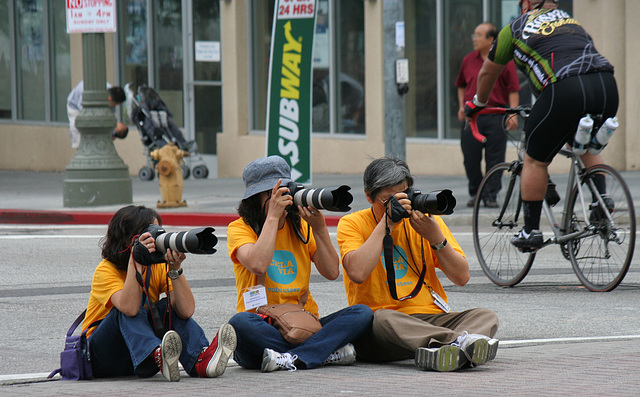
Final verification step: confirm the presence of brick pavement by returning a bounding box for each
[3,339,639,395]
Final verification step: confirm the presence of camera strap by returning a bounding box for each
[135,266,168,339]
[382,222,426,301]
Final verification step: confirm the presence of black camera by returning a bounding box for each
[133,224,218,266]
[405,188,456,216]
[286,182,353,212]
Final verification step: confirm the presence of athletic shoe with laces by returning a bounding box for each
[261,349,298,372]
[415,345,467,372]
[323,343,356,365]
[452,331,498,366]
[194,323,237,378]
[511,229,543,252]
[155,330,182,382]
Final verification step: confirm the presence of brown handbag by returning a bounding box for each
[256,302,322,345]
[255,282,321,345]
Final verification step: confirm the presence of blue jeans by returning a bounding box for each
[229,304,373,369]
[88,298,209,378]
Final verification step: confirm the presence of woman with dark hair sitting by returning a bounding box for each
[83,205,236,381]
[227,156,373,372]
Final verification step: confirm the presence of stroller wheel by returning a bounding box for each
[182,164,190,180]
[138,166,155,181]
[192,165,209,179]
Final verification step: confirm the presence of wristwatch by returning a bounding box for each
[167,268,183,280]
[430,238,448,251]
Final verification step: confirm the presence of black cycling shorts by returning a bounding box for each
[524,72,618,162]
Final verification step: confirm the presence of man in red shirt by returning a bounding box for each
[456,22,520,208]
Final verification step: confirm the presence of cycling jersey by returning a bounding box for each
[489,8,613,95]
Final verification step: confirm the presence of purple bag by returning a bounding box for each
[48,310,101,380]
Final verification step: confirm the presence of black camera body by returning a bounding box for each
[285,182,353,212]
[133,224,218,266]
[404,188,456,216]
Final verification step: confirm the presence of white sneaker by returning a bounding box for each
[323,343,356,365]
[453,331,498,366]
[415,345,467,372]
[261,348,298,372]
[159,331,182,381]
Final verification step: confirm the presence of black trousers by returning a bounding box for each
[460,113,507,199]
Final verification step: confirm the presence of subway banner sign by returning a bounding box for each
[265,0,317,184]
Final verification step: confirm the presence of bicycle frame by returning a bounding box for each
[541,149,598,246]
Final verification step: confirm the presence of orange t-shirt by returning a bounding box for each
[227,218,320,316]
[337,209,464,314]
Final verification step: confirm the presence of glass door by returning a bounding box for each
[185,0,222,157]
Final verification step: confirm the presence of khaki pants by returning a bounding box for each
[354,308,499,362]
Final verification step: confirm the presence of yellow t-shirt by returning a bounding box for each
[83,259,172,337]
[337,209,465,315]
[227,217,320,316]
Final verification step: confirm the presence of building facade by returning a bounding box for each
[0,0,635,178]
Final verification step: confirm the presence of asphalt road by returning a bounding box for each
[1,224,639,377]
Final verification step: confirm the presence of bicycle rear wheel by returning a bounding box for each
[472,162,536,286]
[564,165,636,292]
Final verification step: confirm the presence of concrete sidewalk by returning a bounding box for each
[2,169,640,226]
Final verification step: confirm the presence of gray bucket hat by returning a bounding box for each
[242,155,292,199]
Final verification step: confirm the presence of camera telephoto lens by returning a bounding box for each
[286,182,353,212]
[405,188,456,216]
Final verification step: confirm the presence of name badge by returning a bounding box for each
[430,287,450,313]
[243,285,268,311]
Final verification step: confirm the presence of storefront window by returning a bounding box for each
[50,2,70,122]
[334,1,365,134]
[406,0,437,138]
[153,0,183,126]
[120,0,148,90]
[17,0,45,121]
[251,0,365,135]
[0,1,11,119]
[443,0,483,140]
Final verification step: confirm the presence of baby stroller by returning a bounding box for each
[125,83,209,180]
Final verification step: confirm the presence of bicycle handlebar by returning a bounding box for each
[468,106,531,143]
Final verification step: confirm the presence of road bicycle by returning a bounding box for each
[469,106,635,292]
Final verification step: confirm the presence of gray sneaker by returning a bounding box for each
[453,331,499,366]
[323,343,356,365]
[261,349,298,372]
[159,330,182,382]
[415,345,467,372]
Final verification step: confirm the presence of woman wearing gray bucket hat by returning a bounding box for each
[227,155,373,372]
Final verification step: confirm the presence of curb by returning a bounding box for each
[0,209,344,227]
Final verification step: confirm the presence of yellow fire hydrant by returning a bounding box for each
[150,143,188,208]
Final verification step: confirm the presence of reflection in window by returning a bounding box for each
[120,0,148,89]
[335,1,365,134]
[50,2,71,122]
[443,0,482,140]
[0,1,11,119]
[17,0,45,120]
[406,0,437,138]
[154,0,183,126]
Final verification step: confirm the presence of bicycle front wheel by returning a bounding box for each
[564,165,636,292]
[473,162,536,286]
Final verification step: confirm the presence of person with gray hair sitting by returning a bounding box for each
[226,155,373,372]
[337,156,499,372]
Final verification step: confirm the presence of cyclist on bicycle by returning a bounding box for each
[465,0,618,251]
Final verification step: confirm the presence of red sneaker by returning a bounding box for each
[194,323,237,378]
